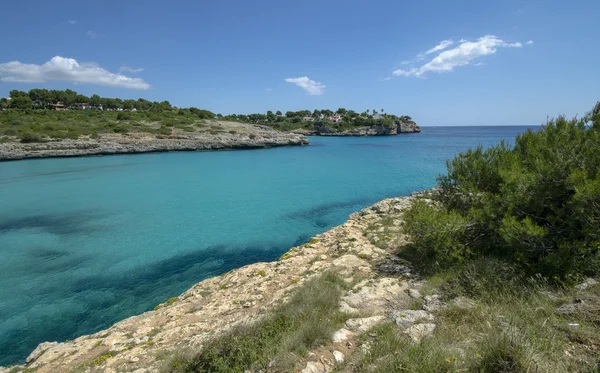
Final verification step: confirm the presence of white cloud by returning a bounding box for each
[284,76,326,95]
[426,39,454,54]
[119,66,144,73]
[526,40,534,45]
[0,56,151,90]
[393,35,526,78]
[68,20,77,25]
[87,30,97,39]
[265,88,272,92]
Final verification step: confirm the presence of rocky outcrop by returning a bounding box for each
[397,119,421,133]
[0,122,309,161]
[306,119,421,136]
[2,194,436,373]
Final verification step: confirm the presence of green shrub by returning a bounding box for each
[112,125,129,134]
[158,126,172,135]
[404,102,600,281]
[117,112,133,121]
[166,272,348,373]
[20,131,42,143]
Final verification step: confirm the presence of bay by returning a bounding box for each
[0,125,537,365]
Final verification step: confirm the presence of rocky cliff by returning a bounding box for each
[0,122,309,161]
[304,119,421,136]
[1,194,429,373]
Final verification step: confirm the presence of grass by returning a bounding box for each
[164,271,350,373]
[343,258,600,373]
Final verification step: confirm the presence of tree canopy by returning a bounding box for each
[404,102,600,281]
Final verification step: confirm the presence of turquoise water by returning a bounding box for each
[0,126,536,364]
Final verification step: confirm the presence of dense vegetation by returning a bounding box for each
[1,89,413,141]
[404,102,600,281]
[0,89,220,142]
[220,109,413,132]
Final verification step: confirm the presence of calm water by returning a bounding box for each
[0,126,537,364]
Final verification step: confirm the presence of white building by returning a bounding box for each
[329,115,343,123]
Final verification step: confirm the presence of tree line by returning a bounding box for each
[222,108,412,123]
[0,89,216,119]
[1,88,413,128]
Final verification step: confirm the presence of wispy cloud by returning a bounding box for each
[119,66,144,73]
[87,30,97,39]
[526,40,534,45]
[265,88,272,92]
[425,39,454,55]
[68,20,77,25]
[0,56,151,90]
[393,35,529,78]
[284,76,326,95]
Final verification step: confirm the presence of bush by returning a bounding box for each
[20,131,42,143]
[158,126,172,135]
[116,112,133,121]
[404,102,600,281]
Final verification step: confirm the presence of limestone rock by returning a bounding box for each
[345,316,386,332]
[333,350,345,363]
[25,342,59,364]
[408,288,422,299]
[332,328,354,343]
[0,121,309,161]
[343,278,407,314]
[405,323,436,343]
[302,361,326,373]
[390,310,434,326]
[576,278,598,290]
[423,294,445,311]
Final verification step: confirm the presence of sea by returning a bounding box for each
[0,125,538,365]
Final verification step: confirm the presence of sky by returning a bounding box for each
[0,0,598,126]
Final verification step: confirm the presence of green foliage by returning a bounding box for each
[166,272,348,373]
[116,112,133,121]
[20,131,42,143]
[403,200,471,269]
[404,102,600,281]
[221,108,410,132]
[9,96,33,110]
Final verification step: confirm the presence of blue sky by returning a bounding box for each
[0,0,598,126]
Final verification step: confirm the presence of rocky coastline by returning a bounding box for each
[293,119,421,136]
[0,122,309,162]
[1,194,426,373]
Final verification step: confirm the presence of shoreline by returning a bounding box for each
[0,132,309,162]
[1,193,420,372]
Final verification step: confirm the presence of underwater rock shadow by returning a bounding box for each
[0,209,109,236]
[0,242,293,366]
[0,162,144,185]
[283,197,373,224]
